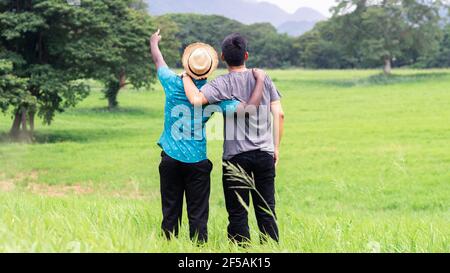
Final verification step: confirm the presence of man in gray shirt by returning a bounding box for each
[182,33,285,244]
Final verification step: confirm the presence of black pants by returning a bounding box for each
[223,150,279,244]
[159,151,212,243]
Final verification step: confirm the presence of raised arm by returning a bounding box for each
[271,100,285,166]
[150,29,167,69]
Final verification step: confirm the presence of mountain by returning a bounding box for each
[147,0,286,25]
[277,21,318,37]
[291,7,326,22]
[146,0,326,36]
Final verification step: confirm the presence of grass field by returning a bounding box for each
[0,69,449,252]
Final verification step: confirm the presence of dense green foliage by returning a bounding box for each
[158,14,297,68]
[329,0,444,73]
[94,1,154,109]
[1,69,449,252]
[0,0,98,139]
[422,24,450,67]
[156,1,449,72]
[1,0,449,138]
[0,0,156,140]
[0,59,30,115]
[300,0,449,71]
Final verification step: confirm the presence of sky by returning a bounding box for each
[253,0,337,17]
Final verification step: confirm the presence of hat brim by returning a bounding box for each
[182,43,219,80]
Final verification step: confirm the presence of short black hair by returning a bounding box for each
[221,33,248,66]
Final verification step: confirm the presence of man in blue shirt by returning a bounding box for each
[150,29,266,243]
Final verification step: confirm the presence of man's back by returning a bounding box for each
[157,66,239,163]
[201,70,281,160]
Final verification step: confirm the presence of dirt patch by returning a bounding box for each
[27,183,94,197]
[0,171,41,193]
[107,179,157,200]
[1,172,156,199]
[109,188,158,200]
[0,180,15,192]
[13,170,39,182]
[0,171,95,197]
[0,172,16,192]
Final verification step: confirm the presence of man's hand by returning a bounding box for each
[252,68,266,81]
[271,100,284,168]
[150,29,162,46]
[236,68,266,112]
[274,149,280,167]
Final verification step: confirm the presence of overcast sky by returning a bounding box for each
[253,0,337,16]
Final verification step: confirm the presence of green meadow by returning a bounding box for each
[0,69,449,252]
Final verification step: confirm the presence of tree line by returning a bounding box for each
[1,0,449,140]
[162,1,449,74]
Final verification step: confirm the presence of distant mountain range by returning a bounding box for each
[278,21,318,37]
[146,0,326,36]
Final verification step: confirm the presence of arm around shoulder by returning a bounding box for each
[181,73,209,106]
[236,69,266,114]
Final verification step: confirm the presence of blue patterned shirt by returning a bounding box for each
[157,66,239,163]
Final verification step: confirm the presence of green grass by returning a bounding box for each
[0,69,449,252]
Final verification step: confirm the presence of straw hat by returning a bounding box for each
[182,43,219,80]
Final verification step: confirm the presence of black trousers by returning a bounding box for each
[159,151,212,243]
[223,150,279,244]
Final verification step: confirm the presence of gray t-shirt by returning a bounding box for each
[201,70,281,160]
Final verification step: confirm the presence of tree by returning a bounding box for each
[423,23,450,67]
[97,1,155,110]
[332,0,443,74]
[0,0,156,140]
[0,59,34,137]
[419,3,450,67]
[129,0,148,11]
[0,0,111,140]
[294,20,350,69]
[436,23,450,66]
[243,26,295,68]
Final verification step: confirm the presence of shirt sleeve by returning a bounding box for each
[265,76,282,102]
[157,66,179,95]
[200,76,232,103]
[215,99,240,113]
